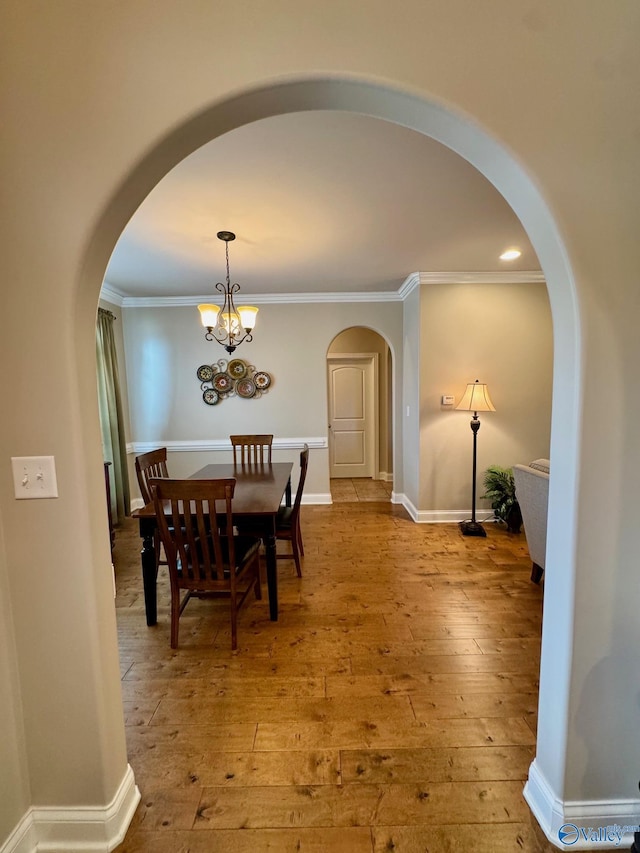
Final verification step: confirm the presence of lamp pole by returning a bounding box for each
[460,411,486,537]
[456,379,495,538]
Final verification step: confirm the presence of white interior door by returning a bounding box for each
[328,355,377,478]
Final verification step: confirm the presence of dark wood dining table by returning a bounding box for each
[132,461,293,626]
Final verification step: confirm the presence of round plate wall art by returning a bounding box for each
[196,358,272,407]
[196,364,215,382]
[236,378,256,399]
[212,372,233,393]
[253,371,271,390]
[227,359,247,379]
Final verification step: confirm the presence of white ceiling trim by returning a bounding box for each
[419,271,545,285]
[100,282,125,306]
[102,270,545,308]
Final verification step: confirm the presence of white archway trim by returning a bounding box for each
[83,74,581,844]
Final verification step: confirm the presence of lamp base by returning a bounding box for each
[459,520,487,537]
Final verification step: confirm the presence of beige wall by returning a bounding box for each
[1,1,639,848]
[123,301,404,501]
[0,520,30,842]
[328,326,393,477]
[419,282,553,513]
[402,287,421,507]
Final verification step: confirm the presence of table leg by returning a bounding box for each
[264,521,278,621]
[140,529,157,626]
[285,476,292,507]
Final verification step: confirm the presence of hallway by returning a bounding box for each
[330,477,393,503]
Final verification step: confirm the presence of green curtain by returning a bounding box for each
[96,308,130,524]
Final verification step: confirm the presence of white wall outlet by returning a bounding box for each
[441,395,455,406]
[11,456,59,499]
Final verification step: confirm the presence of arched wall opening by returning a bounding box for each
[326,326,394,489]
[78,76,580,840]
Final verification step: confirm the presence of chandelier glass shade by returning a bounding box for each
[198,231,258,354]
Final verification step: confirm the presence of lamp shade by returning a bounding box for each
[198,304,220,329]
[456,380,496,413]
[237,305,259,330]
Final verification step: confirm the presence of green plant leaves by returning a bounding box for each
[481,465,517,522]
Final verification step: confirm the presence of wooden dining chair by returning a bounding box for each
[135,447,169,504]
[275,444,309,577]
[135,448,170,571]
[230,434,273,465]
[149,477,262,650]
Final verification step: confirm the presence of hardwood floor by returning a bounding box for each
[330,477,393,502]
[113,500,567,852]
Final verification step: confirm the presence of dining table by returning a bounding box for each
[132,461,293,626]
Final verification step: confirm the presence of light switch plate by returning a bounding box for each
[11,456,59,499]
[441,395,455,406]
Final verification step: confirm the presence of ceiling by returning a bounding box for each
[104,111,540,299]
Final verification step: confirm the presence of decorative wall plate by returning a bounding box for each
[253,371,271,390]
[197,359,272,406]
[236,378,257,398]
[212,372,233,393]
[227,358,248,379]
[197,364,215,382]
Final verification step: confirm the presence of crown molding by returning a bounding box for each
[117,290,401,307]
[100,282,126,307]
[418,270,545,285]
[103,270,545,308]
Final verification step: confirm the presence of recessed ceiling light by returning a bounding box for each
[500,247,522,261]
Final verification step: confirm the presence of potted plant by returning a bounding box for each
[482,465,522,533]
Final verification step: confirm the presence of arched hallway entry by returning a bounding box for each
[8,1,640,845]
[79,76,579,844]
[327,326,393,487]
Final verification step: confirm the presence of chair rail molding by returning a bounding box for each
[127,437,327,454]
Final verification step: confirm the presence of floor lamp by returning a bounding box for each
[456,379,496,537]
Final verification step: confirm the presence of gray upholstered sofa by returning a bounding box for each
[513,458,550,583]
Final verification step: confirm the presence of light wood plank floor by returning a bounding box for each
[113,501,580,852]
[330,477,393,502]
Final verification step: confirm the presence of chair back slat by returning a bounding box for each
[230,434,273,466]
[150,478,237,588]
[135,448,169,504]
[148,476,261,650]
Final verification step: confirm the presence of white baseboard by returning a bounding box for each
[392,494,471,523]
[0,812,37,853]
[378,471,394,483]
[1,765,140,853]
[302,492,332,505]
[524,759,640,849]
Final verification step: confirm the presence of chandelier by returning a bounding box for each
[197,231,258,354]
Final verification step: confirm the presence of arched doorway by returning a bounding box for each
[327,326,393,499]
[43,76,578,847]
